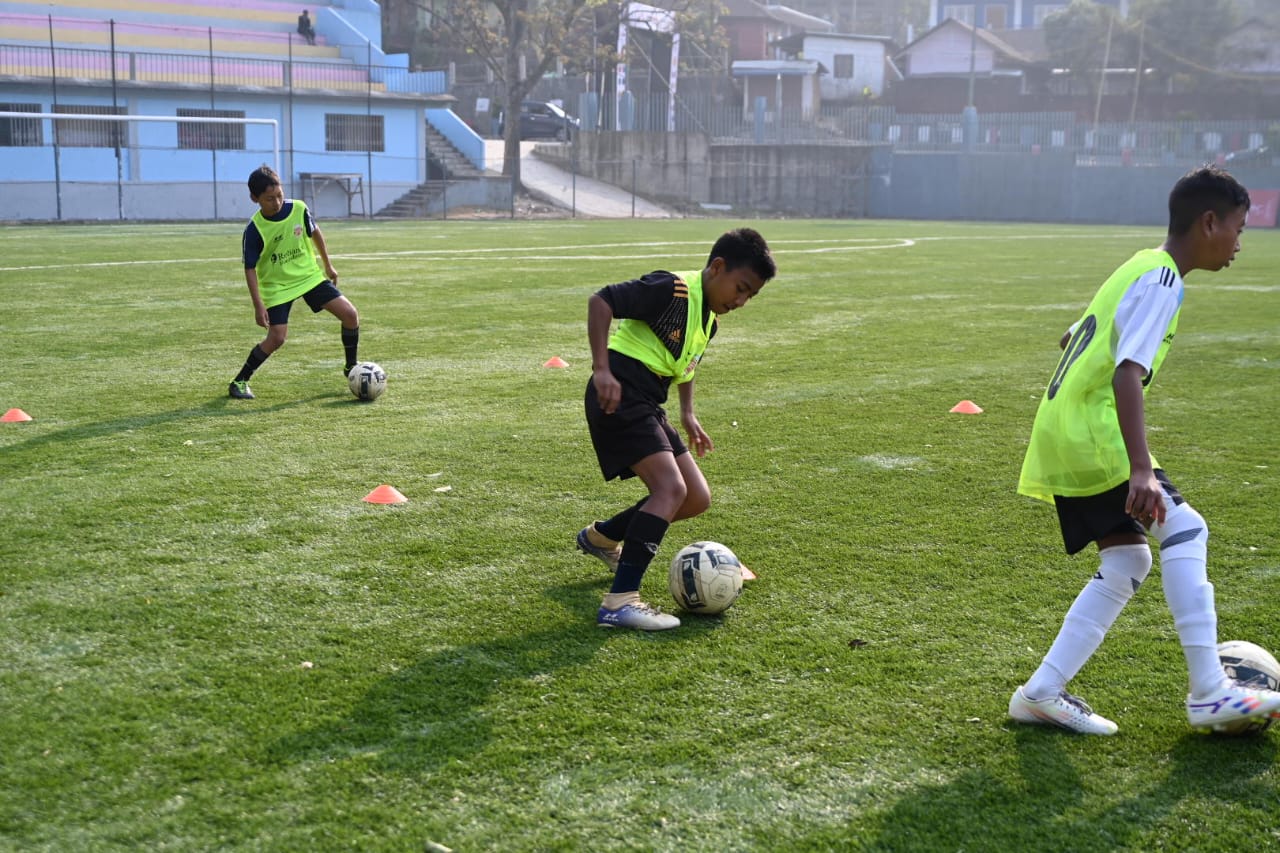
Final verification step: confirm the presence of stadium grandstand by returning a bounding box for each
[0,0,502,220]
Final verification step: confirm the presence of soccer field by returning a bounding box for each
[1,218,1278,851]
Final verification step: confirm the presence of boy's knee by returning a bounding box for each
[651,479,688,513]
[330,299,357,326]
[687,487,711,517]
[263,330,287,352]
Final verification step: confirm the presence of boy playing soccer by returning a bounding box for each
[1010,165,1280,734]
[228,165,360,399]
[578,228,776,630]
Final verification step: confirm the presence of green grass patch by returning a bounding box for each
[1,218,1279,851]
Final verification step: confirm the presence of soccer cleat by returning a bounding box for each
[597,601,680,631]
[1187,681,1280,730]
[1008,686,1118,735]
[576,525,622,572]
[228,380,255,400]
[344,364,356,377]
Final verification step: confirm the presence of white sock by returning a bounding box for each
[1161,553,1228,697]
[1154,502,1230,698]
[1024,544,1151,700]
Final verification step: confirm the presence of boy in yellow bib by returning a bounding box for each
[228,165,361,399]
[1010,166,1280,734]
[578,228,776,630]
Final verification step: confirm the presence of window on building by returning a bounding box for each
[177,108,246,151]
[0,102,42,147]
[325,113,384,152]
[985,5,1008,29]
[1033,4,1067,26]
[941,4,975,26]
[52,103,126,148]
[833,54,854,79]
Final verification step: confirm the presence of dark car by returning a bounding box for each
[498,100,580,141]
[1223,145,1271,165]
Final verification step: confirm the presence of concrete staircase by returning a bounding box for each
[376,122,486,217]
[425,123,485,178]
[375,182,447,217]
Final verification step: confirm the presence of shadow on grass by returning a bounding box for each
[801,725,1278,851]
[0,393,336,455]
[268,578,697,775]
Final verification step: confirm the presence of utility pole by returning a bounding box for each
[1091,12,1114,152]
[964,14,978,149]
[966,14,977,108]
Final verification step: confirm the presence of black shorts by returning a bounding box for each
[585,380,688,481]
[266,280,342,326]
[1053,469,1185,555]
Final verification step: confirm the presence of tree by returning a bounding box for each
[1130,0,1241,93]
[1043,0,1132,106]
[416,0,603,186]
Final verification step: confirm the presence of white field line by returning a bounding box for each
[0,231,1154,273]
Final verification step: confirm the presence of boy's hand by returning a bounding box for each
[325,264,339,285]
[682,413,713,457]
[254,304,269,328]
[593,368,621,414]
[1125,469,1166,527]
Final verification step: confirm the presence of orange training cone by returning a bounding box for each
[740,564,757,581]
[950,400,983,414]
[543,356,569,368]
[2,408,32,422]
[363,484,408,504]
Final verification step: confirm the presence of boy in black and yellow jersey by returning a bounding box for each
[228,165,360,399]
[578,228,776,630]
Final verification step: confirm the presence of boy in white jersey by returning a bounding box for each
[1010,165,1280,734]
[577,228,776,630]
[228,165,361,400]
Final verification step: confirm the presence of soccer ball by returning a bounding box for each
[347,362,387,401]
[668,541,743,615]
[1215,640,1280,735]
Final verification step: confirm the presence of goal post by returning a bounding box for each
[0,112,280,172]
[0,111,280,220]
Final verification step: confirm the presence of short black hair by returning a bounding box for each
[708,227,776,283]
[248,164,281,197]
[1168,165,1249,236]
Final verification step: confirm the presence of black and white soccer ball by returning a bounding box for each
[1215,640,1280,735]
[669,541,743,615]
[347,361,387,401]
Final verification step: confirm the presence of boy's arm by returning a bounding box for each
[244,267,269,329]
[678,379,712,457]
[1059,320,1080,350]
[1113,360,1164,525]
[588,293,621,414]
[310,225,339,284]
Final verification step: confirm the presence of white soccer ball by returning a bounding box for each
[348,361,387,401]
[669,541,743,615]
[1215,640,1280,735]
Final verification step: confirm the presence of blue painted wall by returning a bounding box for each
[0,84,425,185]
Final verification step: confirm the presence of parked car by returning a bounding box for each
[497,100,580,141]
[1223,145,1271,165]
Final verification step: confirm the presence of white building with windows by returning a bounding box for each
[772,32,898,102]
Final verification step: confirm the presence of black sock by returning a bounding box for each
[609,510,670,594]
[596,498,647,542]
[234,344,269,382]
[342,326,359,369]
